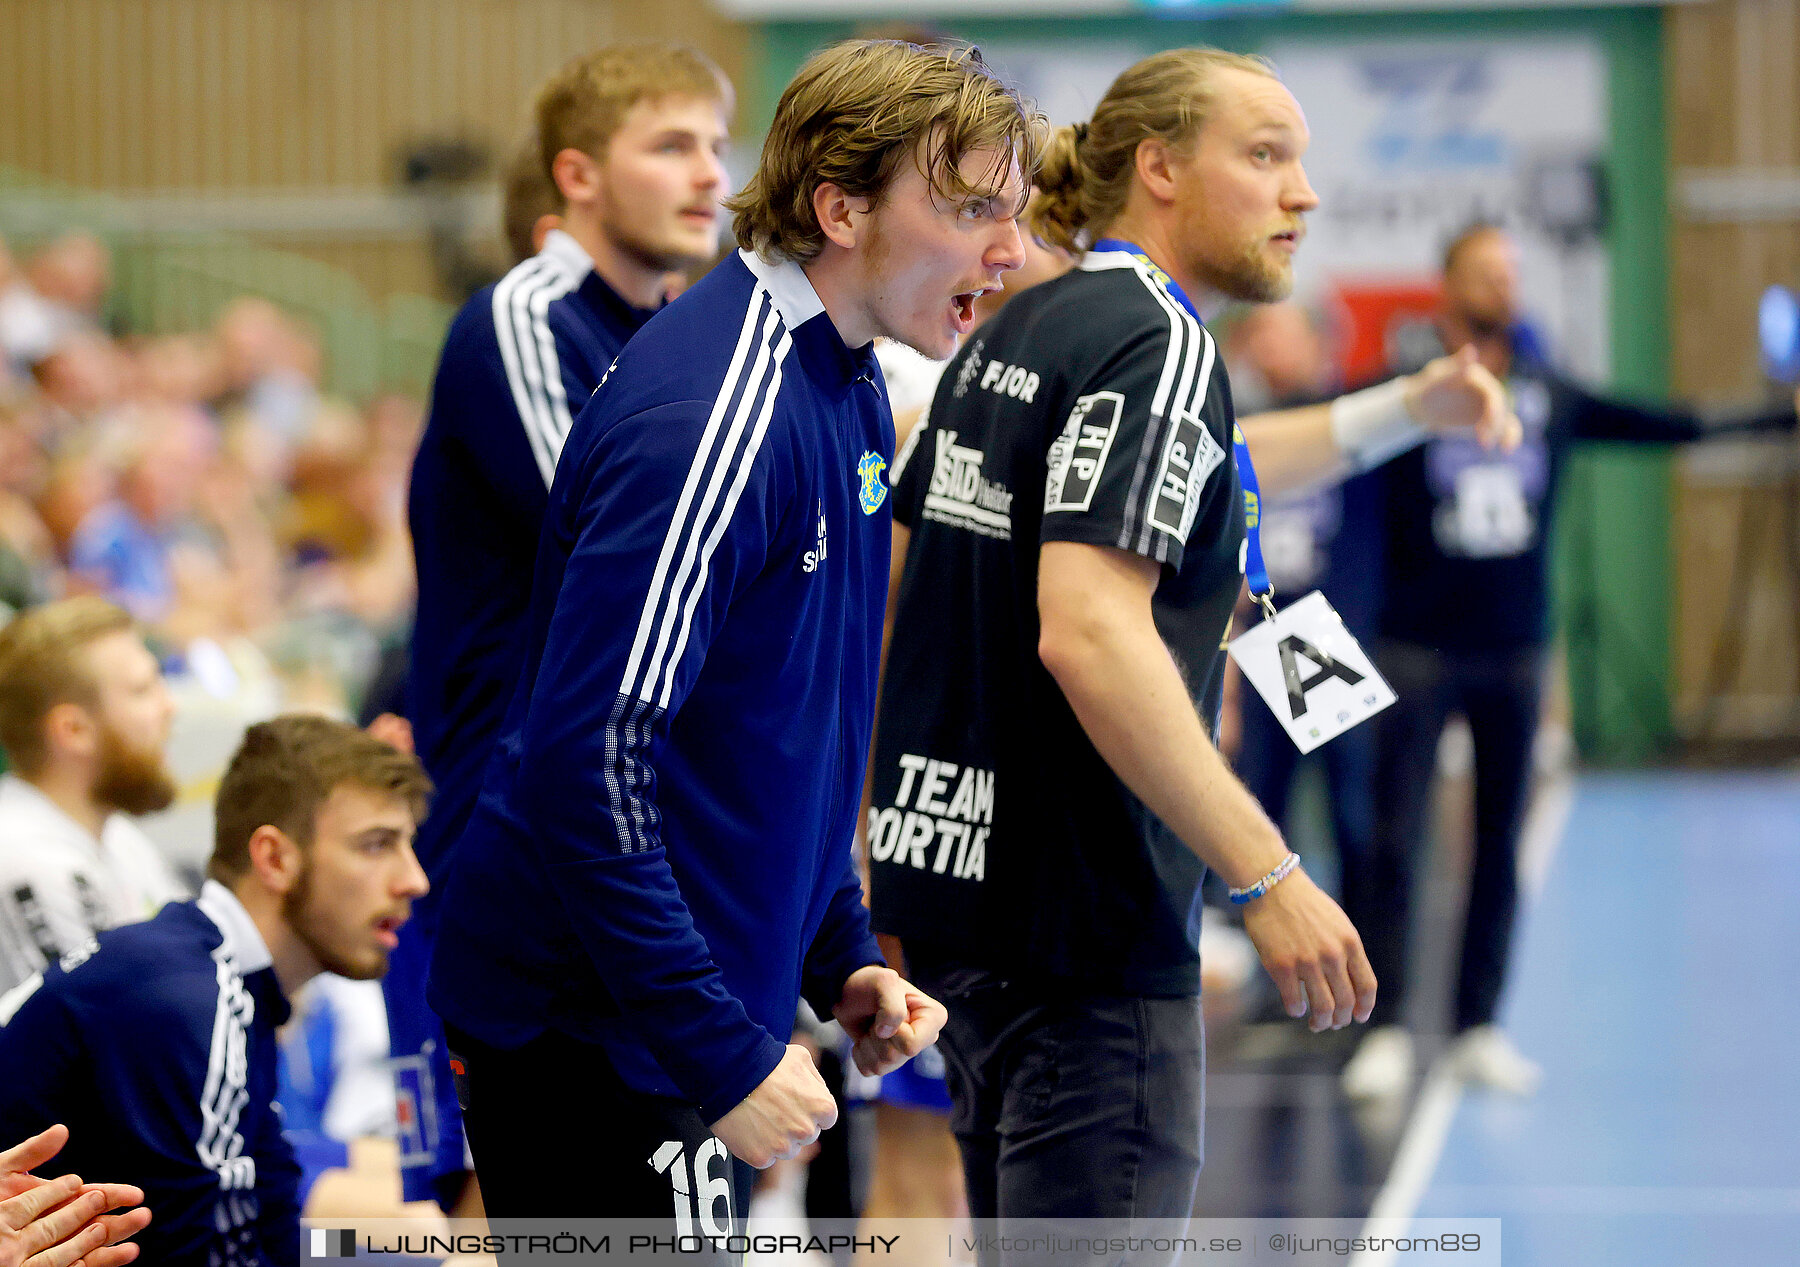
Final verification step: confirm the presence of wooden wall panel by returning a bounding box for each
[1667,0,1800,399]
[1667,0,1800,740]
[0,0,745,192]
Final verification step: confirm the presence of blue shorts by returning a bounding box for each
[382,913,469,1205]
[875,1040,953,1114]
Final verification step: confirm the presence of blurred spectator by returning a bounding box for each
[24,231,112,323]
[136,333,225,409]
[284,401,414,639]
[66,404,210,628]
[0,398,57,616]
[0,220,426,720]
[1343,223,1800,1103]
[0,232,108,377]
[30,328,130,426]
[0,596,187,995]
[214,296,322,442]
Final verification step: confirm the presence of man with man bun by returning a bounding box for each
[867,48,1515,1248]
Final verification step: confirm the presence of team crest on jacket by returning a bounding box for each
[858,451,888,514]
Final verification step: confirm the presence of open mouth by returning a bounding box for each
[950,283,1000,331]
[373,914,407,949]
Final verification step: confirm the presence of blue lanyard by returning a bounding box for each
[1093,240,1275,615]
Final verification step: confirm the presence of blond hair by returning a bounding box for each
[1031,49,1278,255]
[0,597,135,775]
[208,714,432,884]
[729,40,1047,265]
[535,44,733,182]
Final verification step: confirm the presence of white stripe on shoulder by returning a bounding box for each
[526,279,580,444]
[1122,257,1200,428]
[0,971,43,1025]
[196,946,256,1195]
[642,299,788,710]
[615,285,785,707]
[1078,249,1142,273]
[492,258,581,488]
[1117,258,1214,553]
[656,325,789,710]
[602,284,789,852]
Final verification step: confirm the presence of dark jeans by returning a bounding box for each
[1355,639,1542,1032]
[446,1024,754,1258]
[913,964,1204,1267]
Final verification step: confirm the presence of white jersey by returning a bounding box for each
[0,773,188,993]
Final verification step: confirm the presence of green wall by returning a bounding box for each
[749,6,1672,762]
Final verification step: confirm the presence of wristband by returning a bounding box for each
[1329,377,1427,472]
[1228,852,1301,905]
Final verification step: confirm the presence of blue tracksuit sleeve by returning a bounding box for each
[800,848,884,1022]
[512,399,788,1122]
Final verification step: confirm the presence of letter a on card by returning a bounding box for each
[1228,591,1396,754]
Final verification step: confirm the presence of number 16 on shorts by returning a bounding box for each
[649,1138,736,1238]
[1229,590,1396,754]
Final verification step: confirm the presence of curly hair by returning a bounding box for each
[729,40,1047,264]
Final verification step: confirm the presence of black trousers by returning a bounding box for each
[1354,639,1542,1032]
[446,1023,754,1253]
[913,963,1204,1267]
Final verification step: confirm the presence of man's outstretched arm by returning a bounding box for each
[1242,345,1521,496]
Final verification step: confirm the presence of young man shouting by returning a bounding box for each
[428,39,1042,1231]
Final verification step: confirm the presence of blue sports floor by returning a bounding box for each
[1193,770,1800,1267]
[1413,771,1800,1266]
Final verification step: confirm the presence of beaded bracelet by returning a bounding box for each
[1228,852,1301,905]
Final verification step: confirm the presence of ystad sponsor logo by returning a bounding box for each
[924,429,1013,540]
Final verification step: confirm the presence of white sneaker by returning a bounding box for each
[1450,1025,1542,1096]
[1341,1025,1414,1101]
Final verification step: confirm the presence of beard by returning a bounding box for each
[1197,233,1294,305]
[1462,306,1513,339]
[92,723,175,816]
[283,862,387,982]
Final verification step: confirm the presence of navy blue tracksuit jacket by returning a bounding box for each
[429,249,890,1123]
[0,883,300,1267]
